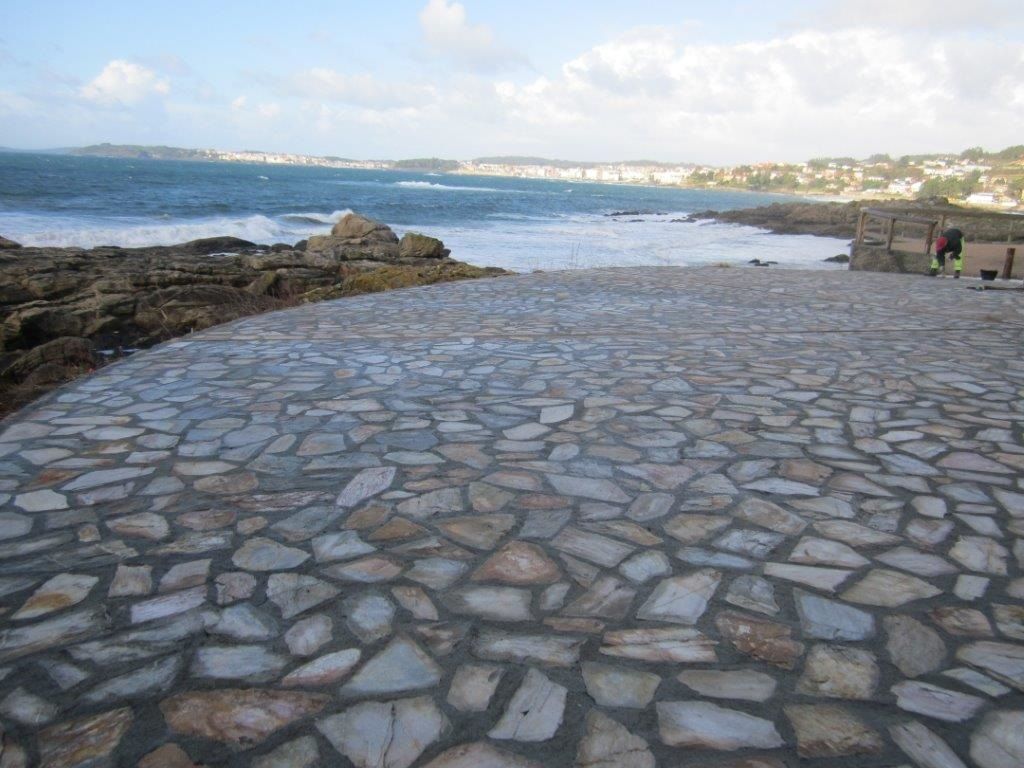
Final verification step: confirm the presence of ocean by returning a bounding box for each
[0,152,850,272]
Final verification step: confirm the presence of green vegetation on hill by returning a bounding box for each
[72,143,217,161]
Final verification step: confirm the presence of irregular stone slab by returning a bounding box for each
[932,606,993,636]
[12,573,98,620]
[282,649,362,687]
[130,586,206,624]
[62,466,154,490]
[138,743,196,768]
[83,654,181,704]
[600,627,717,663]
[469,482,515,513]
[575,710,655,768]
[942,667,1011,697]
[14,489,68,512]
[267,574,340,619]
[160,559,211,593]
[340,636,442,696]
[789,536,869,568]
[715,610,804,669]
[619,550,671,584]
[253,736,320,768]
[551,527,635,567]
[663,514,730,544]
[232,536,309,571]
[327,555,404,583]
[390,586,438,620]
[842,569,941,607]
[636,569,720,625]
[106,512,169,540]
[971,710,1024,768]
[763,563,852,593]
[38,707,133,768]
[892,681,985,722]
[215,572,257,605]
[490,668,567,742]
[949,535,1008,575]
[657,701,783,750]
[345,593,395,642]
[582,662,660,708]
[627,493,674,522]
[725,574,779,615]
[734,498,806,534]
[285,614,332,656]
[884,615,946,678]
[993,604,1024,641]
[447,663,504,712]
[318,696,448,768]
[877,546,958,576]
[445,586,533,622]
[677,669,776,702]
[563,576,636,620]
[795,589,875,641]
[191,645,287,682]
[437,514,515,550]
[784,704,883,758]
[796,644,878,699]
[0,686,57,725]
[813,520,901,547]
[161,689,328,745]
[405,558,466,589]
[312,531,375,562]
[422,742,541,768]
[890,720,968,768]
[474,630,584,667]
[547,474,629,503]
[397,488,463,519]
[472,541,561,584]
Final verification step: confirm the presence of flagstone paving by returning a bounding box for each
[0,266,1022,767]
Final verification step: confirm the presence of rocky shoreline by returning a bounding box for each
[0,213,507,417]
[684,198,1024,240]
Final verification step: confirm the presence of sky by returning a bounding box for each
[1,0,1022,164]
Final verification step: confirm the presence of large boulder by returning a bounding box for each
[178,236,258,255]
[331,213,398,243]
[400,232,448,259]
[303,236,400,265]
[0,235,22,250]
[2,337,96,379]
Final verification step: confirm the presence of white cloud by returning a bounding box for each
[486,27,1024,161]
[80,60,170,105]
[419,0,525,72]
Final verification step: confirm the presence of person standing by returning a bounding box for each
[930,227,965,278]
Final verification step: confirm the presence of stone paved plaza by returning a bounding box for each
[1,266,1023,767]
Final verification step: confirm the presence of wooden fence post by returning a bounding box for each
[1002,247,1016,280]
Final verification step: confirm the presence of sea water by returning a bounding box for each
[0,152,850,272]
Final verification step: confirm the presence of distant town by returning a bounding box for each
[67,143,1024,210]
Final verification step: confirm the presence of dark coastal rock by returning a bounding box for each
[0,235,22,250]
[179,236,258,255]
[400,232,448,259]
[824,254,850,263]
[687,199,1024,240]
[2,337,96,379]
[331,213,398,243]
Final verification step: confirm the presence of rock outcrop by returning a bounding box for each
[0,214,505,415]
[685,199,1024,241]
[0,235,22,250]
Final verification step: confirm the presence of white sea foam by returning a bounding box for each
[394,181,502,192]
[0,213,336,249]
[280,209,353,225]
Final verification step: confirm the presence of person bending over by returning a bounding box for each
[930,227,964,278]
